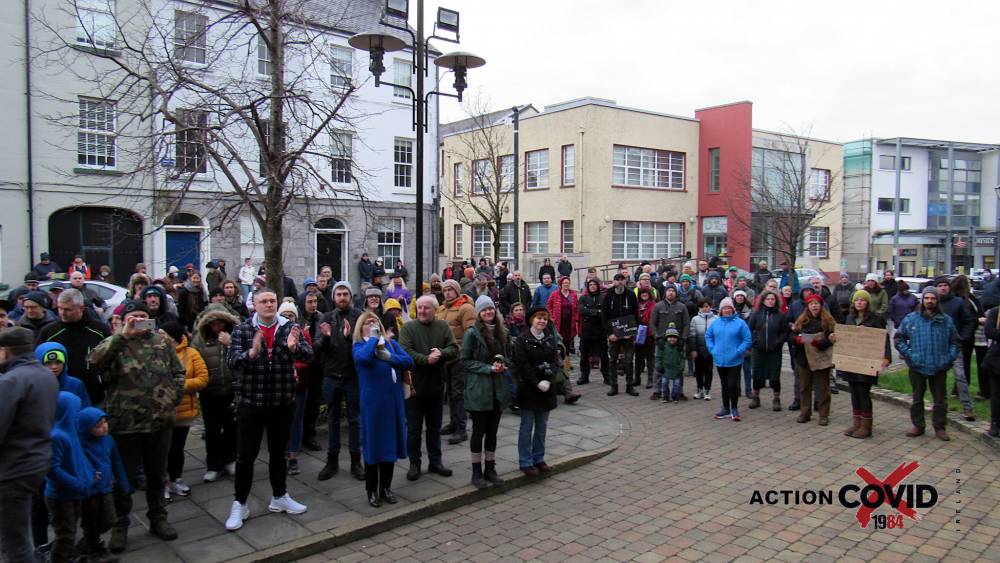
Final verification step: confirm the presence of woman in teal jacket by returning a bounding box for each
[706,298,752,421]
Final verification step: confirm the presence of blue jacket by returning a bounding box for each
[354,337,413,465]
[894,311,960,375]
[35,342,91,409]
[45,392,95,501]
[778,270,801,294]
[532,283,557,309]
[705,314,751,367]
[77,407,129,495]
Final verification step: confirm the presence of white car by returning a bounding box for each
[38,280,128,321]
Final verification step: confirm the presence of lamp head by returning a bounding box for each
[348,32,406,82]
[434,51,485,101]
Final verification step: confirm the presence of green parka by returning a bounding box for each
[461,324,512,411]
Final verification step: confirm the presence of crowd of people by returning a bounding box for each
[2,251,1000,563]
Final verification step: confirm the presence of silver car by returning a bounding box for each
[38,280,128,321]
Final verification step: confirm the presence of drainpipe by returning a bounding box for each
[24,0,35,268]
[577,125,584,262]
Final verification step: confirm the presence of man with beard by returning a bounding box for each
[577,279,609,385]
[701,272,728,310]
[696,260,711,288]
[428,274,446,305]
[221,280,250,318]
[752,260,772,291]
[894,287,960,441]
[882,270,898,300]
[316,282,365,481]
[501,270,532,316]
[932,276,977,421]
[830,273,856,323]
[650,283,690,371]
[603,274,639,396]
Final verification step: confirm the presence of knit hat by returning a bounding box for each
[718,297,735,312]
[933,276,951,287]
[558,275,571,285]
[662,282,677,292]
[168,265,180,274]
[141,286,165,301]
[122,300,149,317]
[442,279,462,294]
[278,301,298,318]
[865,273,879,283]
[421,282,431,293]
[804,293,825,306]
[477,272,492,281]
[463,267,475,280]
[922,286,939,298]
[680,274,694,283]
[254,275,267,286]
[23,291,49,307]
[851,289,871,304]
[664,323,680,339]
[39,347,66,365]
[333,280,353,295]
[0,327,35,347]
[384,298,403,312]
[303,277,318,288]
[526,306,549,324]
[0,299,12,312]
[159,321,185,343]
[429,273,442,283]
[475,295,495,315]
[732,290,747,301]
[365,287,383,298]
[840,272,850,280]
[638,273,651,281]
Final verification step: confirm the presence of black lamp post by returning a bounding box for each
[349,0,485,287]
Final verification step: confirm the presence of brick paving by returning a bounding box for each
[116,400,619,562]
[310,365,1000,562]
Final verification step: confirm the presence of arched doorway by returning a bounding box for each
[48,207,143,284]
[315,218,347,281]
[163,213,207,273]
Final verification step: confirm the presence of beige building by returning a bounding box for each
[440,97,700,281]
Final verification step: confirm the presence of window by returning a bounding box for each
[453,224,463,257]
[393,138,413,188]
[393,59,412,99]
[562,145,575,186]
[174,11,207,64]
[879,155,911,171]
[499,155,514,191]
[808,168,831,200]
[76,0,116,49]
[561,220,574,253]
[473,224,491,257]
[258,118,270,176]
[453,162,463,195]
[612,145,685,189]
[472,159,490,194]
[240,214,264,262]
[499,223,515,259]
[77,98,116,168]
[526,149,549,189]
[805,227,829,258]
[702,216,727,258]
[751,147,803,206]
[331,131,352,183]
[708,148,720,192]
[525,222,548,253]
[877,197,910,213]
[377,218,403,265]
[176,109,207,174]
[257,33,272,76]
[330,46,353,89]
[611,221,683,260]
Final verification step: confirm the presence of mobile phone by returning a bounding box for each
[134,319,157,331]
[371,326,380,337]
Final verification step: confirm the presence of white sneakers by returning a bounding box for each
[168,479,191,496]
[203,471,221,483]
[268,494,307,515]
[225,501,249,531]
[693,389,704,400]
[703,391,712,400]
[225,462,237,476]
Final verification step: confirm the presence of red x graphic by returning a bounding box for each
[854,461,920,528]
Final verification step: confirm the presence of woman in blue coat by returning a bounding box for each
[706,297,752,421]
[353,311,414,508]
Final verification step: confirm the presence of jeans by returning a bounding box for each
[322,377,360,455]
[952,353,973,410]
[717,365,742,411]
[910,370,948,430]
[167,426,191,481]
[0,472,45,563]
[113,428,172,526]
[609,339,635,387]
[445,362,468,431]
[200,393,237,472]
[240,284,252,299]
[287,387,308,454]
[405,394,444,466]
[578,337,609,381]
[234,403,294,504]
[45,498,80,563]
[660,372,682,398]
[741,355,753,395]
[517,409,549,468]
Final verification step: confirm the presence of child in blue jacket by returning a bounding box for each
[78,406,130,560]
[36,342,91,408]
[46,392,96,563]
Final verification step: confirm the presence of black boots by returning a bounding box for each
[448,428,469,445]
[350,452,365,481]
[607,384,618,396]
[748,391,761,409]
[484,460,504,484]
[471,463,488,489]
[108,525,128,553]
[149,516,178,541]
[318,453,339,481]
[406,462,421,481]
[625,385,639,397]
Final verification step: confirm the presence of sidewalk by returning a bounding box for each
[119,400,621,562]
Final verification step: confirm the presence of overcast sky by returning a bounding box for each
[421,0,998,144]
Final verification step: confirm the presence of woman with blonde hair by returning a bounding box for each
[352,311,413,507]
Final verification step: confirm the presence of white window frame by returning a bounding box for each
[173,10,207,64]
[611,221,683,260]
[377,218,404,267]
[331,130,352,184]
[526,149,549,189]
[525,221,548,253]
[499,223,515,259]
[805,227,829,258]
[77,98,116,169]
[562,145,575,186]
[257,33,272,77]
[879,154,911,171]
[612,145,685,190]
[453,224,464,257]
[472,158,490,194]
[499,155,514,192]
[808,168,831,200]
[76,0,116,50]
[175,109,207,175]
[709,147,720,192]
[561,220,574,253]
[393,59,412,100]
[472,224,492,258]
[453,162,463,195]
[394,138,414,189]
[330,46,353,89]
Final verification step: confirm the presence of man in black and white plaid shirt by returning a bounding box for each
[224,287,313,531]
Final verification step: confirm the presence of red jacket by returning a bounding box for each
[546,289,580,339]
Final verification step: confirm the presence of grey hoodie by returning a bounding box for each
[0,354,59,481]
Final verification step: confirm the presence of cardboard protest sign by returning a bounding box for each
[833,323,888,377]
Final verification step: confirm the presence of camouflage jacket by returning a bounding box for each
[88,332,185,434]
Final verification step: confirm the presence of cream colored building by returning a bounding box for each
[440,97,700,281]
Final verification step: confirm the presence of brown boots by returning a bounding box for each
[844,411,872,439]
[843,415,861,436]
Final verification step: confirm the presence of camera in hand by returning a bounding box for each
[537,362,554,378]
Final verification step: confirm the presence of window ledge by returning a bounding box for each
[612,184,687,192]
[72,44,122,57]
[74,167,123,176]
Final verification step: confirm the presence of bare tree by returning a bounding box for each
[441,98,514,262]
[730,130,841,268]
[33,0,382,298]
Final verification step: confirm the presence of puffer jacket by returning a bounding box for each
[701,276,729,309]
[190,304,240,397]
[437,294,476,346]
[175,335,209,421]
[688,311,717,357]
[748,305,789,353]
[705,314,751,367]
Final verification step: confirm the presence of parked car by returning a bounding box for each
[796,268,829,289]
[39,280,127,322]
[895,276,936,300]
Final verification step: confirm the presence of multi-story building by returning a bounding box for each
[0,0,437,286]
[844,137,1000,276]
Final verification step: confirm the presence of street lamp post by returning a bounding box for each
[349,0,485,286]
